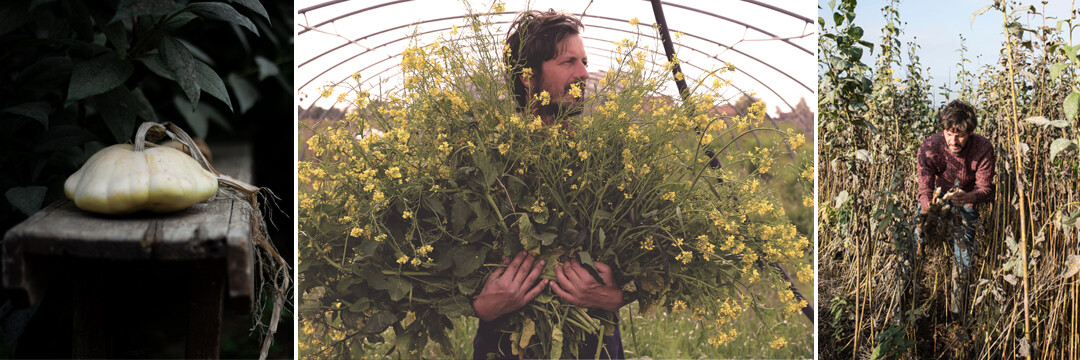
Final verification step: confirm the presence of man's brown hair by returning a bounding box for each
[939,100,977,133]
[504,10,584,110]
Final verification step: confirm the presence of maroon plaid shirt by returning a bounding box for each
[917,132,996,211]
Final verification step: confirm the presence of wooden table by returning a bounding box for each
[1,142,254,358]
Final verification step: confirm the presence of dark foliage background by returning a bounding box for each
[0,0,294,357]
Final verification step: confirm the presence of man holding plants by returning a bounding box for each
[915,99,996,318]
[469,10,629,359]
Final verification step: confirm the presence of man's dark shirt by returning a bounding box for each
[917,132,995,210]
[473,317,624,360]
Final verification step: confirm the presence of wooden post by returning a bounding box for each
[187,259,225,359]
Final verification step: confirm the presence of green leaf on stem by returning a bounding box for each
[5,186,47,216]
[160,36,200,108]
[1065,91,1079,122]
[66,52,132,106]
[1049,137,1076,162]
[184,2,258,35]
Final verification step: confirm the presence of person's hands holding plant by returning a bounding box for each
[472,251,549,321]
[550,258,625,313]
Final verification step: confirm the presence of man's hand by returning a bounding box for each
[950,189,976,206]
[550,258,625,313]
[472,251,548,322]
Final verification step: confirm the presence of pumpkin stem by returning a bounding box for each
[133,121,167,152]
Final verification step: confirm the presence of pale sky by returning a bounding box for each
[822,0,1079,103]
[296,0,817,117]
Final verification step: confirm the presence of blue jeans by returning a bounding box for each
[913,201,978,315]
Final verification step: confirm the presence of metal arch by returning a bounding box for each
[300,15,810,96]
[298,1,812,58]
[725,0,813,24]
[635,1,812,55]
[581,23,811,92]
[298,0,415,34]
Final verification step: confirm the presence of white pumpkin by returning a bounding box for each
[64,143,218,214]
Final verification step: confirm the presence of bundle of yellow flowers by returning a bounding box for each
[299,7,809,359]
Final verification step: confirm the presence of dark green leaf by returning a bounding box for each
[436,247,456,272]
[255,56,279,81]
[160,36,200,108]
[192,60,232,112]
[89,86,138,143]
[451,196,471,234]
[457,276,482,295]
[435,295,474,317]
[3,102,52,126]
[424,196,447,218]
[537,232,557,246]
[164,12,199,32]
[101,20,130,57]
[66,52,133,106]
[361,311,396,334]
[349,297,371,313]
[5,186,48,216]
[356,237,381,260]
[184,2,258,35]
[361,267,388,290]
[138,55,173,80]
[387,276,411,301]
[453,245,487,277]
[227,73,259,113]
[228,0,270,23]
[111,0,176,23]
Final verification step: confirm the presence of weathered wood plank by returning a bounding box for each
[2,193,254,305]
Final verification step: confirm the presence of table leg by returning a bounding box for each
[187,259,225,359]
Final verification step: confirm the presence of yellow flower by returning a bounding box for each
[417,244,434,256]
[578,150,589,161]
[640,236,655,250]
[522,67,533,81]
[676,250,692,264]
[671,299,686,313]
[788,133,806,149]
[410,257,422,266]
[674,72,684,81]
[567,82,582,99]
[498,143,511,154]
[386,166,402,179]
[396,255,409,264]
[770,337,787,349]
[661,191,676,201]
[402,210,413,219]
[537,90,551,106]
[629,17,640,26]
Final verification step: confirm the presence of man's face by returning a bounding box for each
[528,34,589,118]
[943,128,970,154]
